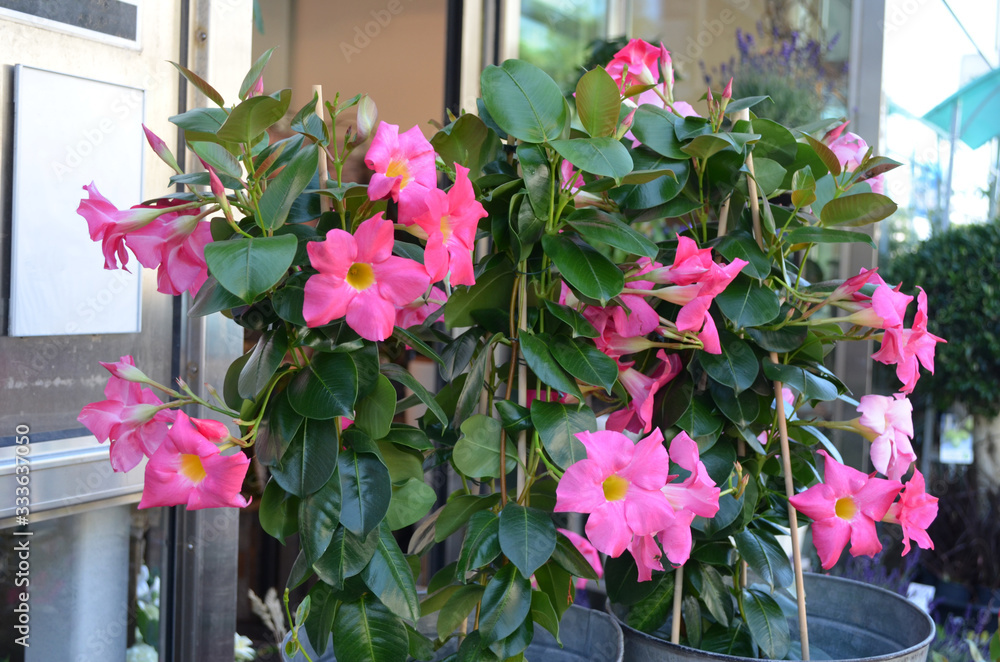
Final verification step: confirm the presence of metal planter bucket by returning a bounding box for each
[612,573,935,662]
[282,603,624,661]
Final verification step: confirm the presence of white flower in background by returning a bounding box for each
[234,633,257,662]
[126,643,158,662]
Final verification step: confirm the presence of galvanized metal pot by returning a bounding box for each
[282,603,624,661]
[612,573,935,662]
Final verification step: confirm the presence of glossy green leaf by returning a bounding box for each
[303,582,336,655]
[624,571,675,632]
[819,192,897,227]
[499,505,557,578]
[786,226,876,248]
[715,274,782,328]
[190,141,241,178]
[204,234,298,303]
[239,47,274,99]
[542,300,599,338]
[385,478,435,531]
[355,375,396,440]
[299,474,342,565]
[803,134,842,176]
[259,478,300,544]
[454,335,500,428]
[217,89,292,144]
[170,61,225,107]
[496,400,532,433]
[432,113,503,177]
[749,157,787,196]
[550,335,618,394]
[332,595,409,662]
[709,382,761,428]
[517,143,552,222]
[725,95,770,113]
[272,286,307,325]
[695,564,732,627]
[529,401,593,469]
[479,564,532,645]
[338,449,391,537]
[314,526,378,588]
[437,585,485,641]
[168,106,228,136]
[715,230,771,280]
[238,326,288,399]
[550,531,599,580]
[288,352,358,420]
[734,529,794,591]
[258,143,319,229]
[382,425,432,451]
[270,417,340,497]
[699,334,759,394]
[630,105,687,159]
[361,523,421,621]
[746,323,809,353]
[550,137,633,179]
[445,262,516,328]
[452,415,517,479]
[518,333,584,400]
[749,118,797,166]
[565,208,658,260]
[456,510,501,579]
[575,66,621,138]
[380,363,448,426]
[763,360,839,402]
[188,277,245,317]
[742,587,791,659]
[435,493,501,542]
[542,234,623,305]
[530,590,561,643]
[480,60,567,143]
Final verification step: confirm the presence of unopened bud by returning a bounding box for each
[722,77,733,101]
[142,124,183,174]
[248,75,264,98]
[658,44,674,101]
[355,95,378,142]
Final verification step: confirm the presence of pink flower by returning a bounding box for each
[789,451,902,569]
[827,268,882,304]
[857,393,916,481]
[628,533,665,582]
[99,355,153,384]
[394,285,447,329]
[661,431,721,519]
[606,351,682,434]
[142,124,182,174]
[77,183,167,270]
[78,356,176,473]
[558,528,604,588]
[555,429,676,557]
[606,39,663,88]
[883,469,937,555]
[139,412,250,510]
[248,75,264,98]
[303,213,430,341]
[364,123,437,224]
[823,124,885,194]
[127,209,213,296]
[412,165,487,286]
[838,282,912,329]
[871,288,946,394]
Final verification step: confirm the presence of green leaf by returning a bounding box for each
[456,510,502,579]
[576,66,621,138]
[698,334,759,394]
[565,208,658,260]
[742,587,791,659]
[288,352,358,420]
[530,590,562,643]
[819,192,897,227]
[188,276,245,317]
[479,563,532,645]
[675,393,724,439]
[271,417,340,497]
[258,143,319,229]
[529,401,593,469]
[734,530,794,591]
[444,262,516,328]
[238,326,288,399]
[299,474,342,565]
[496,400,532,433]
[695,565,732,627]
[435,493,502,542]
[454,335,500,428]
[517,143,552,222]
[432,113,502,177]
[749,118,797,166]
[625,572,675,632]
[259,478,299,544]
[725,95,771,113]
[715,230,771,280]
[361,523,421,621]
[518,333,584,400]
[204,234,298,303]
[190,141,241,178]
[338,449,391,537]
[314,526,378,588]
[550,137,633,179]
[542,300,598,338]
[550,335,618,394]
[630,105,687,159]
[709,382,761,428]
[746,324,808,353]
[303,582,337,656]
[480,60,567,143]
[272,286,307,325]
[550,531,599,580]
[541,234,623,305]
[382,425,431,451]
[355,375,396,440]
[217,89,293,144]
[385,478,436,531]
[239,47,274,99]
[380,363,448,426]
[762,361,839,402]
[803,134,842,176]
[786,226,876,248]
[681,133,739,160]
[499,505,557,578]
[332,595,409,662]
[169,106,228,136]
[452,415,517,479]
[170,61,225,107]
[749,157,787,196]
[437,585,485,641]
[533,562,574,619]
[715,274,781,328]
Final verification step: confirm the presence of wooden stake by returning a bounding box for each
[312,84,330,214]
[734,108,765,252]
[671,565,684,644]
[771,351,810,660]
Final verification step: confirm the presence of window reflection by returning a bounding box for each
[521,0,609,93]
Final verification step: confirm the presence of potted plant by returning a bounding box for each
[78,39,942,661]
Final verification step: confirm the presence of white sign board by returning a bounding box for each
[10,65,144,337]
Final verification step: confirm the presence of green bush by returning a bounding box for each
[888,220,1000,417]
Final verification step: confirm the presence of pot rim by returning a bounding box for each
[609,571,936,662]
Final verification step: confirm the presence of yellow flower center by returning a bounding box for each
[603,474,629,502]
[346,263,375,291]
[440,215,453,242]
[179,454,207,484]
[835,496,857,520]
[386,158,412,191]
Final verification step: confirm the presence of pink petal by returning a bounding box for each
[847,515,883,559]
[788,483,837,521]
[554,460,608,514]
[373,256,432,307]
[586,500,632,557]
[623,487,677,536]
[345,288,397,341]
[619,428,669,489]
[303,274,354,327]
[576,430,634,475]
[353,214,394,264]
[309,228,357,276]
[657,509,696,566]
[811,517,852,569]
[628,534,664,582]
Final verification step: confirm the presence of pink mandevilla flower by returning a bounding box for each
[395,286,447,329]
[857,393,916,481]
[303,213,430,341]
[139,412,250,510]
[127,207,213,296]
[606,39,663,88]
[364,122,437,224]
[871,288,945,394]
[554,428,676,558]
[412,165,487,286]
[789,450,902,569]
[823,122,885,194]
[606,351,682,434]
[77,182,168,271]
[78,355,176,473]
[883,469,937,555]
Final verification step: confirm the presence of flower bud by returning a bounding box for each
[722,77,733,101]
[248,75,264,98]
[142,124,183,174]
[355,95,378,142]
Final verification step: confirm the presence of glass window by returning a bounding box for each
[520,0,610,93]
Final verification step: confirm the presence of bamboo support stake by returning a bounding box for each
[515,274,528,498]
[771,351,810,660]
[312,84,330,214]
[671,565,684,644]
[735,108,765,252]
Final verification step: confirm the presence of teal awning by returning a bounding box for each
[923,67,1000,150]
